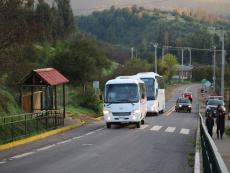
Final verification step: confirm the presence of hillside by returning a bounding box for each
[75,6,230,66]
[43,0,230,18]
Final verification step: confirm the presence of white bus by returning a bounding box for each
[135,72,165,115]
[103,76,147,128]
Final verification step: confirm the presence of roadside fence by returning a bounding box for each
[198,104,229,173]
[0,109,64,144]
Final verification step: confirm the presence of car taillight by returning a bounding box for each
[191,95,193,98]
[182,95,184,98]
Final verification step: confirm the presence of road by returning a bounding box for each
[0,84,202,173]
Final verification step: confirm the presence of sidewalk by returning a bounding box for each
[202,117,230,171]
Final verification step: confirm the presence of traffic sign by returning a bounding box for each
[202,79,207,83]
[205,81,211,87]
[93,81,99,89]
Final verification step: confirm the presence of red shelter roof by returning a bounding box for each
[18,68,69,86]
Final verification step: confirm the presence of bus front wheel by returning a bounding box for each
[136,121,141,128]
[141,119,145,124]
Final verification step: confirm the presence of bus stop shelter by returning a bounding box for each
[17,68,69,118]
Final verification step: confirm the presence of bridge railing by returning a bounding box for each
[199,104,228,173]
[0,109,64,144]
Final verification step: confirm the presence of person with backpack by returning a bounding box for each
[206,112,214,138]
[215,104,226,139]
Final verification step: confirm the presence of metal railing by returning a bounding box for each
[199,105,229,173]
[0,109,64,144]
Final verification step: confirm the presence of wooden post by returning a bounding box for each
[63,83,65,119]
[20,86,23,109]
[31,87,34,113]
[45,86,48,110]
[41,88,43,111]
[55,85,57,110]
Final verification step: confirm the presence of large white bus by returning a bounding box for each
[103,76,147,128]
[135,72,165,115]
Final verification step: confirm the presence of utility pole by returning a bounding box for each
[131,47,134,59]
[188,48,191,66]
[150,43,159,73]
[221,30,225,97]
[181,47,189,83]
[212,44,218,93]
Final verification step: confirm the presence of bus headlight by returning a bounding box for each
[132,109,141,114]
[179,105,182,107]
[103,110,112,115]
[152,104,157,107]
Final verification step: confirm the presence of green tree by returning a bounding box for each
[193,67,207,82]
[49,38,111,86]
[147,51,155,64]
[132,5,139,13]
[164,53,179,83]
[107,25,115,45]
[205,65,213,82]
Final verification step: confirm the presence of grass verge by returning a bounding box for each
[187,151,195,167]
[225,126,230,138]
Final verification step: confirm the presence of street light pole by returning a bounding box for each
[212,44,218,93]
[188,48,191,66]
[150,43,159,73]
[221,30,225,97]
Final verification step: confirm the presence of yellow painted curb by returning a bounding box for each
[96,116,104,120]
[0,121,86,151]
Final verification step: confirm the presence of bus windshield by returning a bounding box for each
[104,84,139,103]
[140,78,155,100]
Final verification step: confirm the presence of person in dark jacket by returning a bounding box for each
[215,105,226,139]
[206,113,214,138]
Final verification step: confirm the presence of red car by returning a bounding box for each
[182,92,193,103]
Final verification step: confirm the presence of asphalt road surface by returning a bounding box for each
[0,84,202,173]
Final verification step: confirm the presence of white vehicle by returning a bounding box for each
[135,72,165,115]
[103,76,147,128]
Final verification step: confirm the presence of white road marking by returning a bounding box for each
[85,132,95,135]
[95,128,104,132]
[37,144,56,151]
[82,144,92,146]
[137,125,149,130]
[72,136,83,140]
[56,140,71,145]
[165,127,176,132]
[0,161,6,164]
[180,128,190,134]
[150,125,163,131]
[11,152,35,159]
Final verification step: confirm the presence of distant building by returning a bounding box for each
[172,65,195,80]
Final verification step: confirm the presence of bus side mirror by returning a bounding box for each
[142,94,145,99]
[99,95,102,100]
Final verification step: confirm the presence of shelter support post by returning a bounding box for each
[63,83,65,119]
[55,85,57,110]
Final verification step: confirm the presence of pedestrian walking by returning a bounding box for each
[215,104,226,139]
[206,112,214,138]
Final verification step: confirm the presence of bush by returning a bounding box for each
[76,84,102,113]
